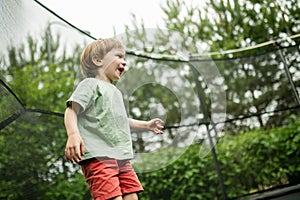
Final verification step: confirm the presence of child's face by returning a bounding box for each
[100,48,126,83]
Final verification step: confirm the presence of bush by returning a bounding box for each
[136,116,300,199]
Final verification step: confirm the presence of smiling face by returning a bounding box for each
[97,48,126,83]
[80,38,126,80]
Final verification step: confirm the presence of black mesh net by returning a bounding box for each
[1,0,300,199]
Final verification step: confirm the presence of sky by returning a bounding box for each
[37,0,167,39]
[1,0,200,53]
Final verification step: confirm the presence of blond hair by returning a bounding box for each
[80,38,125,78]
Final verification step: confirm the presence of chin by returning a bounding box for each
[112,77,120,82]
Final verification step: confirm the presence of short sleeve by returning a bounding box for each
[66,78,96,112]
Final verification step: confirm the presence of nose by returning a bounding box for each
[121,59,126,67]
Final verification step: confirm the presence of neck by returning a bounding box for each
[95,74,112,83]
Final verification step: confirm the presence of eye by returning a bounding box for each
[117,54,125,60]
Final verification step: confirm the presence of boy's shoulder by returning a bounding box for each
[77,78,116,90]
[73,78,98,92]
[80,77,98,84]
[76,78,100,88]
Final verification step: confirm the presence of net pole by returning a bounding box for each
[275,42,300,105]
[189,63,227,200]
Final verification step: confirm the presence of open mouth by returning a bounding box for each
[117,67,125,74]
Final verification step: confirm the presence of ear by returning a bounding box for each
[92,56,103,67]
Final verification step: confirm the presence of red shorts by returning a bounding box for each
[80,157,144,200]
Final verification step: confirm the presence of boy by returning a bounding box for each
[64,38,164,200]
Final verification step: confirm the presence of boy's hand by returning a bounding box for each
[65,134,85,163]
[147,118,165,134]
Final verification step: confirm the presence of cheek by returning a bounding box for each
[105,58,118,65]
[102,59,115,68]
[110,59,120,67]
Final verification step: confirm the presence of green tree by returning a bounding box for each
[124,0,300,135]
[0,25,90,199]
[120,1,300,199]
[137,116,300,200]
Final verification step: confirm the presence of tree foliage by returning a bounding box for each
[0,26,90,199]
[124,0,300,134]
[137,115,300,200]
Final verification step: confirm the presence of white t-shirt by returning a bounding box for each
[67,78,133,160]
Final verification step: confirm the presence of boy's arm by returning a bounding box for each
[64,102,85,163]
[129,118,164,134]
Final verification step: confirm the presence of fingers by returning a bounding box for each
[154,119,164,129]
[152,119,164,134]
[65,148,80,163]
[65,143,84,163]
[80,142,85,156]
[156,123,164,129]
[153,128,164,134]
[154,118,164,124]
